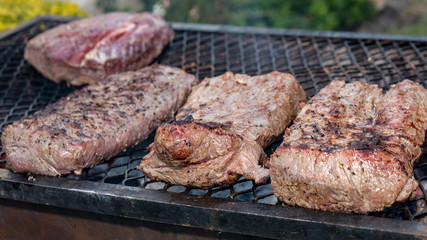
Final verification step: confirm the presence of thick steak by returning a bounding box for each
[139,72,306,188]
[24,12,174,86]
[1,65,197,176]
[271,80,427,213]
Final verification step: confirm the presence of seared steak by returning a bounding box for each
[24,12,174,86]
[1,65,197,176]
[139,72,306,188]
[271,80,427,213]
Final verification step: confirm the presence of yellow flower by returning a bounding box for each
[0,0,87,32]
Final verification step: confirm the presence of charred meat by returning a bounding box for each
[139,71,306,188]
[271,80,427,213]
[2,65,197,176]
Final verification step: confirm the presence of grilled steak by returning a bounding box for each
[138,72,306,188]
[1,65,197,176]
[24,12,174,86]
[271,80,427,213]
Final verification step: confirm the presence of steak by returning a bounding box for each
[138,71,306,188]
[1,65,197,176]
[24,12,174,86]
[271,80,427,213]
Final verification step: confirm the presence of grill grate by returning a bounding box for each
[1,18,427,223]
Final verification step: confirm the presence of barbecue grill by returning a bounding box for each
[0,16,427,239]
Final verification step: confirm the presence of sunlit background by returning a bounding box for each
[1,0,426,35]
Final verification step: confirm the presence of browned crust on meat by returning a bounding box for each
[2,65,197,176]
[271,80,427,213]
[271,147,417,213]
[139,71,306,188]
[140,120,267,188]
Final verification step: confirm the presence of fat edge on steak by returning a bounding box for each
[138,71,306,188]
[1,65,197,176]
[271,80,427,214]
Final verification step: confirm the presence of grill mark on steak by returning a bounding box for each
[1,65,197,176]
[24,12,174,86]
[138,71,306,188]
[271,80,427,214]
[172,119,233,131]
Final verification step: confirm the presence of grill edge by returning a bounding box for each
[0,16,426,239]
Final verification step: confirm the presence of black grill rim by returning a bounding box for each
[0,16,427,239]
[1,168,426,239]
[171,22,427,42]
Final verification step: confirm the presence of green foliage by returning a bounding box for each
[0,0,87,32]
[163,0,231,24]
[96,0,117,13]
[97,0,157,13]
[159,0,376,30]
[388,15,427,36]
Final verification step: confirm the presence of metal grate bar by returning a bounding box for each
[409,42,427,67]
[358,40,389,88]
[281,36,317,97]
[325,38,352,82]
[209,33,216,78]
[180,31,188,69]
[280,36,296,77]
[296,37,320,94]
[343,40,371,82]
[211,33,226,76]
[409,42,427,88]
[0,18,427,232]
[266,35,278,72]
[238,34,246,74]
[224,33,231,72]
[375,40,405,83]
[392,42,424,85]
[252,34,262,75]
[194,32,201,78]
[311,37,334,84]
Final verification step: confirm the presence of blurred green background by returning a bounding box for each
[0,0,426,35]
[97,0,377,31]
